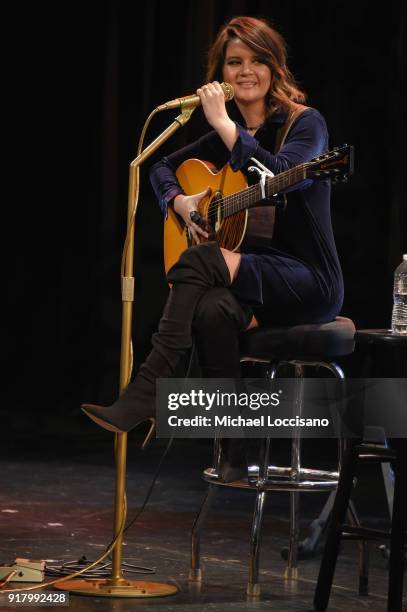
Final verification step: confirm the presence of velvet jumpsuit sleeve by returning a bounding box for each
[230,108,328,191]
[149,131,230,219]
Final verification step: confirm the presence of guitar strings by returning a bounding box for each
[206,163,306,223]
[208,165,304,220]
[205,148,346,222]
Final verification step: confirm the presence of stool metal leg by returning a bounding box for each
[248,365,275,487]
[247,369,272,596]
[212,436,222,472]
[285,363,303,579]
[324,362,346,469]
[285,491,300,579]
[189,484,218,582]
[292,361,347,561]
[247,489,267,597]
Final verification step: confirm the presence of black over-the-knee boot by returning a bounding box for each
[81,242,231,436]
[193,287,252,377]
[193,288,253,481]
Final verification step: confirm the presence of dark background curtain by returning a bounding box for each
[6,0,405,431]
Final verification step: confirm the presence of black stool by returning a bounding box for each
[355,329,407,377]
[314,329,407,612]
[189,316,356,596]
[313,440,406,611]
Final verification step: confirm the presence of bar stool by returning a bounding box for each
[314,329,407,612]
[313,440,406,612]
[189,316,356,596]
[355,330,407,524]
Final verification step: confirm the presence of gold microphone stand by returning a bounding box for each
[55,104,196,598]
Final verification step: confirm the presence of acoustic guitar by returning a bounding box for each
[163,144,354,273]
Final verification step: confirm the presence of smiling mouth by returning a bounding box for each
[237,82,257,87]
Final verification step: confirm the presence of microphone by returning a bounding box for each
[156,82,234,111]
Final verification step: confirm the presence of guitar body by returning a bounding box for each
[164,159,248,274]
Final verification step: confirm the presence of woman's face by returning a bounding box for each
[222,38,272,108]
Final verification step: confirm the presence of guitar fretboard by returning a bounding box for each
[221,163,308,218]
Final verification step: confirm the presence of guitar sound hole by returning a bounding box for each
[208,192,223,233]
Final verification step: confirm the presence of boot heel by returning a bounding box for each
[141,419,156,449]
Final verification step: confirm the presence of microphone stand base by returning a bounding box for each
[54,578,178,598]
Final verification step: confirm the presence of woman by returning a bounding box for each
[82,16,343,443]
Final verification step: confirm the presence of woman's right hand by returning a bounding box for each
[173,187,212,244]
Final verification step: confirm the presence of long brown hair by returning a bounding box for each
[206,16,306,114]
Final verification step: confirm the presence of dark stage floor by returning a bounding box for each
[0,421,403,611]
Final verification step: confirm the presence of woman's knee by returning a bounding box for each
[193,288,249,332]
[167,242,231,286]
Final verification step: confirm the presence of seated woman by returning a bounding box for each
[81,16,343,447]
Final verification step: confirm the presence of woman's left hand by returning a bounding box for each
[196,81,230,130]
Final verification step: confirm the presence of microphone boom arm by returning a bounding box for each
[132,107,196,167]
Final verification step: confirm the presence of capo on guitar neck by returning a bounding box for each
[247,157,275,199]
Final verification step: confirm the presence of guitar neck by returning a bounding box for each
[223,163,307,217]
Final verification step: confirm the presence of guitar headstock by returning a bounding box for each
[306,145,354,183]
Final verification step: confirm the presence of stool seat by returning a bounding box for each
[240,316,355,361]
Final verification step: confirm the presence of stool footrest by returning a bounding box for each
[203,467,338,492]
[341,525,391,541]
[357,445,396,461]
[249,465,339,481]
